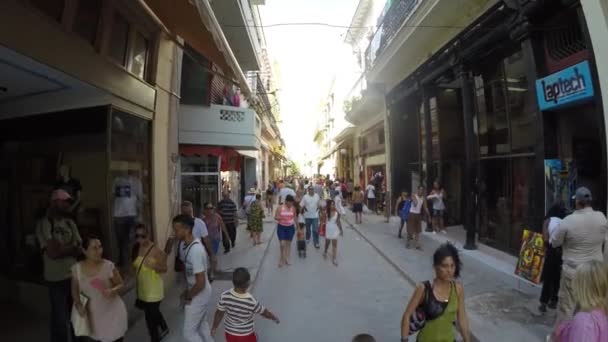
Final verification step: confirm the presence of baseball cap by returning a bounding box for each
[572,187,592,202]
[51,189,71,201]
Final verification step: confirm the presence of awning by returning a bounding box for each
[333,126,356,143]
[142,0,251,97]
[179,145,242,172]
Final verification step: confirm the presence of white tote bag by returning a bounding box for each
[71,263,91,337]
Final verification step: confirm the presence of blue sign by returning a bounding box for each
[536,61,594,111]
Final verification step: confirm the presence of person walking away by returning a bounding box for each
[296,215,307,258]
[539,204,567,313]
[551,187,608,324]
[300,186,321,248]
[249,194,265,245]
[400,243,471,342]
[172,214,214,342]
[352,185,365,224]
[366,183,376,214]
[278,181,296,205]
[211,268,280,341]
[180,201,216,280]
[396,192,412,239]
[243,189,257,240]
[36,189,82,342]
[346,179,354,204]
[552,260,608,341]
[427,181,447,234]
[132,224,169,341]
[72,236,128,342]
[203,202,230,256]
[407,186,429,250]
[323,199,344,266]
[265,185,275,215]
[218,192,238,253]
[274,195,297,268]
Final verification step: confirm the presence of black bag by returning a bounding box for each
[409,281,449,335]
[134,245,154,310]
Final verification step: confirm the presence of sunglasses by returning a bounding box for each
[135,234,147,239]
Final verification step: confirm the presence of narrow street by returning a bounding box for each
[253,220,414,341]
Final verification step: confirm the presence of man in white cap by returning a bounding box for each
[36,189,82,342]
[551,186,608,323]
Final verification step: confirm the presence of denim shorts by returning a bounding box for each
[277,224,295,241]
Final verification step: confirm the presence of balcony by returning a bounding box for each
[364,0,496,90]
[211,0,263,71]
[179,104,262,150]
[366,0,420,70]
[344,74,384,126]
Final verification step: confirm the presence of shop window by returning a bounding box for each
[505,50,535,153]
[181,45,211,105]
[475,58,510,155]
[109,110,151,263]
[129,32,149,79]
[430,97,440,160]
[30,0,65,22]
[182,155,219,173]
[109,13,130,66]
[72,0,102,45]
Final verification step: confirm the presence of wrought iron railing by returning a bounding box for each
[365,0,420,70]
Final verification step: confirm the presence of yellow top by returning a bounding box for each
[133,256,164,302]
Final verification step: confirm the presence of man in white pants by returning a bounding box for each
[173,214,214,342]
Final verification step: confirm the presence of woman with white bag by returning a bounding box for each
[71,236,128,341]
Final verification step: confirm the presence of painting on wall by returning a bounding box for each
[545,159,577,213]
[514,228,545,284]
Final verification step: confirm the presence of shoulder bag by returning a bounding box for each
[134,245,154,310]
[71,263,91,337]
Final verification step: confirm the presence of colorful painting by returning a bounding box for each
[515,229,546,284]
[545,159,577,213]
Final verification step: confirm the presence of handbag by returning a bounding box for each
[319,223,326,237]
[135,244,154,310]
[71,263,91,337]
[409,281,450,335]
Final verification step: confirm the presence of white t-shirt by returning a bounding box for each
[112,176,143,217]
[300,193,320,219]
[334,194,346,215]
[366,185,376,199]
[193,218,209,240]
[180,239,212,296]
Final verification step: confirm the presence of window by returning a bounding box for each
[360,137,368,151]
[505,49,535,153]
[73,0,102,44]
[30,0,65,22]
[180,45,211,105]
[129,32,149,79]
[109,13,130,66]
[378,128,385,145]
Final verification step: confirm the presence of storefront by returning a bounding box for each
[387,1,606,254]
[0,107,152,281]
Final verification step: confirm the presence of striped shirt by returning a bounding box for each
[217,289,264,336]
[218,199,238,225]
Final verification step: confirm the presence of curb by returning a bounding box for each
[344,215,480,342]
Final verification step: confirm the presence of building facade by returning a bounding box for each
[359,0,607,254]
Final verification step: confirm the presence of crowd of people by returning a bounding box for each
[35,174,608,342]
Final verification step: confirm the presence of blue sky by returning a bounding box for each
[259,0,358,163]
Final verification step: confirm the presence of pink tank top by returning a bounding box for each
[277,205,295,226]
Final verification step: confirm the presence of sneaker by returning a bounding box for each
[315,244,320,249]
[398,235,402,239]
[405,241,411,249]
[539,304,547,313]
[432,231,437,235]
[441,230,448,235]
[160,328,170,340]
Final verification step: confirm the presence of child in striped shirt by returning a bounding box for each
[211,267,279,341]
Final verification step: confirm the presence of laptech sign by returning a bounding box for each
[535,61,595,111]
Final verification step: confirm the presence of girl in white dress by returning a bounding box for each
[323,199,344,266]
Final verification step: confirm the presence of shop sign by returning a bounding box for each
[536,61,594,111]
